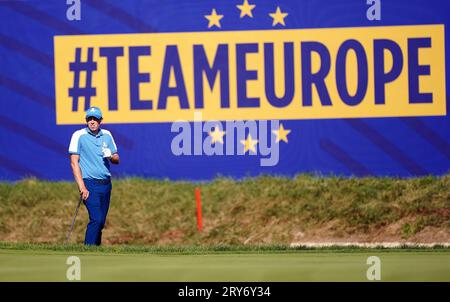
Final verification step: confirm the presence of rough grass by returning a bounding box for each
[0,174,449,245]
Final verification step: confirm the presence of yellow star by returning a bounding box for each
[272,123,291,143]
[240,134,258,154]
[208,126,226,144]
[236,0,256,18]
[269,6,288,26]
[205,9,224,29]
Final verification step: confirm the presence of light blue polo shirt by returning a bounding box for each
[68,128,118,180]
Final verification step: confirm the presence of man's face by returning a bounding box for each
[86,116,101,132]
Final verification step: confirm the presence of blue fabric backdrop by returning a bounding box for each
[0,0,449,180]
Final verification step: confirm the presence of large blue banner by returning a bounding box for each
[0,0,449,180]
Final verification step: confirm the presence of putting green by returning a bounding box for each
[0,249,449,281]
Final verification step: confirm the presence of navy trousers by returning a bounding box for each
[83,179,112,245]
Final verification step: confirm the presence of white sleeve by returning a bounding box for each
[103,130,118,153]
[68,130,83,154]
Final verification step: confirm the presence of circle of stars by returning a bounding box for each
[203,1,292,153]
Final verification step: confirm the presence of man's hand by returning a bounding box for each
[102,148,112,159]
[110,153,120,164]
[79,186,89,201]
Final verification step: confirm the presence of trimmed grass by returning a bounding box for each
[0,245,449,281]
[0,175,449,245]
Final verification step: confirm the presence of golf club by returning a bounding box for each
[65,194,83,244]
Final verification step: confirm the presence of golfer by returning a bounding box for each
[68,106,119,245]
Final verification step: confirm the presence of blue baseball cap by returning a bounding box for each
[85,106,103,120]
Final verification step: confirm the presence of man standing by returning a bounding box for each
[68,106,119,245]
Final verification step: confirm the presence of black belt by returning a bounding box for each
[84,178,111,184]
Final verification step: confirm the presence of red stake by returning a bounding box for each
[195,187,203,232]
